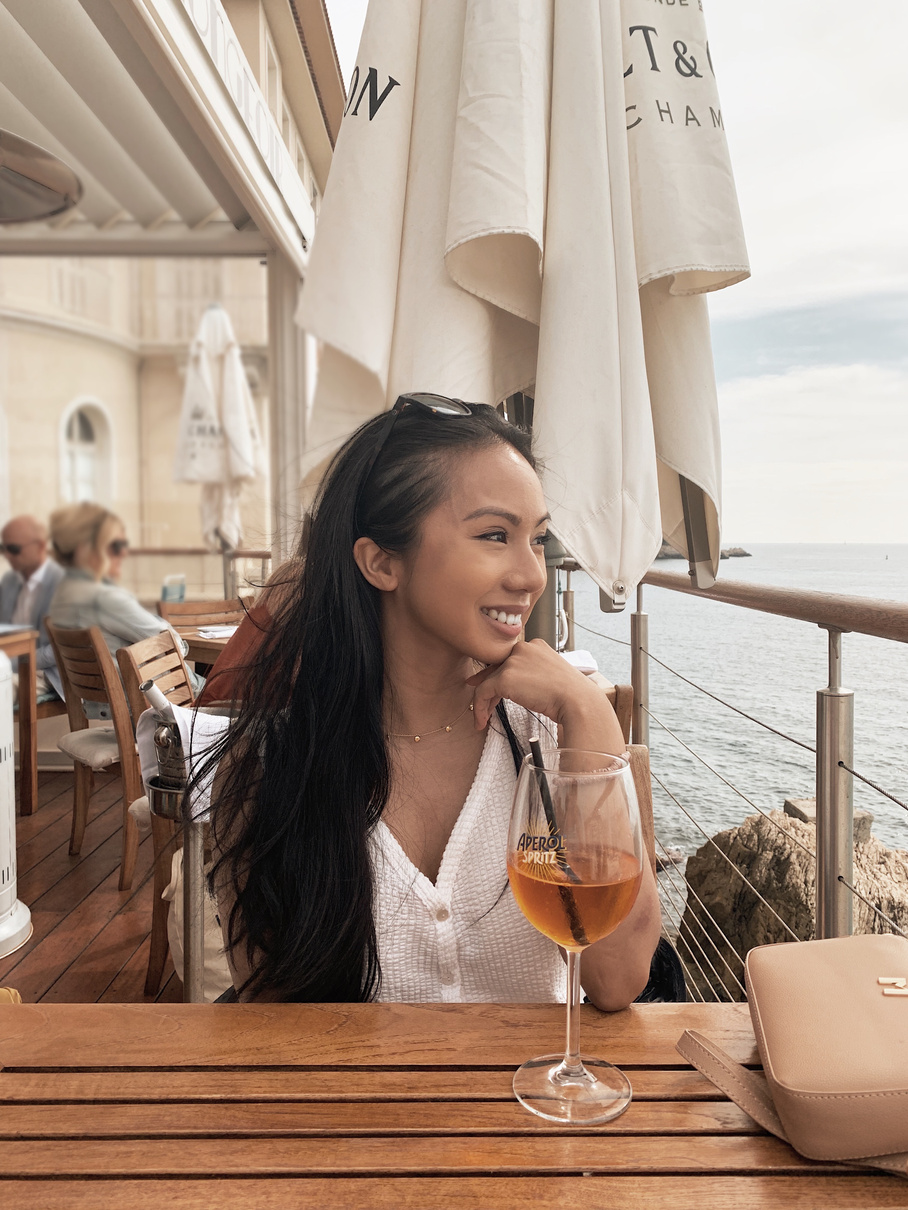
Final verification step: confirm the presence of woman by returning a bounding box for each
[49,501,204,708]
[210,397,661,1007]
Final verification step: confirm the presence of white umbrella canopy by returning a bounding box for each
[173,304,265,550]
[297,0,749,603]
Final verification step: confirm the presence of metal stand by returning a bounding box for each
[182,815,206,1004]
[146,713,207,1003]
[630,585,649,748]
[816,628,854,938]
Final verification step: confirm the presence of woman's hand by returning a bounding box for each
[466,639,625,755]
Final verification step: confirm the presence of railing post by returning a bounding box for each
[816,628,854,938]
[524,538,566,647]
[562,567,575,652]
[631,585,649,748]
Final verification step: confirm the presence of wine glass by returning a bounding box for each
[507,747,644,1123]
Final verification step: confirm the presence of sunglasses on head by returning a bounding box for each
[107,539,129,557]
[359,393,474,501]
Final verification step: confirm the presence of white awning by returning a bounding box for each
[0,0,315,269]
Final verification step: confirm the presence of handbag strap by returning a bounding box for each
[677,1029,908,1180]
[677,1030,787,1138]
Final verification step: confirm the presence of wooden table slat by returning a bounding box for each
[0,1098,760,1138]
[0,1134,839,1177]
[3,1176,907,1210]
[0,1001,758,1068]
[0,1066,721,1102]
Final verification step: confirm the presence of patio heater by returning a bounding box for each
[0,653,31,959]
[0,130,82,223]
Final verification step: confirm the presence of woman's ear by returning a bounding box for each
[353,537,400,592]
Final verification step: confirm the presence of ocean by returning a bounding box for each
[570,544,908,856]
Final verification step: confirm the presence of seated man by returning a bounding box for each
[0,514,65,702]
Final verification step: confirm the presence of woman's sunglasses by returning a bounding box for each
[107,539,129,557]
[359,393,474,496]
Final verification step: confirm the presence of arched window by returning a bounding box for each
[60,401,112,503]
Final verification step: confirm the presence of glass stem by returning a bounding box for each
[563,948,584,1074]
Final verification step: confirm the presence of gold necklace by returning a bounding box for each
[387,701,474,743]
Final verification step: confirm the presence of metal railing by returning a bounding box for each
[551,562,908,999]
[638,569,908,943]
[123,547,272,603]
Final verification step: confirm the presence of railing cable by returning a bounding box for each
[651,770,804,943]
[644,707,817,862]
[654,845,744,1000]
[655,865,736,1000]
[836,875,908,938]
[655,839,748,996]
[642,645,816,754]
[574,619,815,753]
[573,619,632,648]
[838,761,908,816]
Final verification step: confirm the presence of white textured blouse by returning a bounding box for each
[371,704,567,1003]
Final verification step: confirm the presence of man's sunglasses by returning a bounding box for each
[107,539,129,557]
[359,393,474,497]
[0,539,39,556]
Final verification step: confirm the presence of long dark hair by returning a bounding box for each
[208,403,537,1001]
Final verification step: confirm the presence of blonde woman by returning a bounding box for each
[49,502,203,713]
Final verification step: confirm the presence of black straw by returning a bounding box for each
[528,738,588,947]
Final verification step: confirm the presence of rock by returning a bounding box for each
[721,546,752,557]
[678,809,908,1001]
[783,796,874,845]
[656,845,685,872]
[654,541,685,560]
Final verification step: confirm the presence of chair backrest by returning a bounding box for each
[44,619,142,800]
[157,598,245,628]
[605,683,633,745]
[117,629,196,723]
[627,743,657,877]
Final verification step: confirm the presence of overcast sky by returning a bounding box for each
[323,0,908,543]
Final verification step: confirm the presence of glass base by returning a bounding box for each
[512,1053,633,1124]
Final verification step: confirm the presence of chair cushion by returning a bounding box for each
[57,727,121,771]
[127,795,152,837]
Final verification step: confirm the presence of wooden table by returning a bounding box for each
[0,627,37,816]
[174,628,231,666]
[1,1002,905,1207]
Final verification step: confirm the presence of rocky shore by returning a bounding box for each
[677,801,908,1001]
[654,541,751,561]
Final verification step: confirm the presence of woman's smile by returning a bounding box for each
[480,606,526,634]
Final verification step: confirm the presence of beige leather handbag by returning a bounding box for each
[678,933,908,1179]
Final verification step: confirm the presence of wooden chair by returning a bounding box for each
[157,598,245,628]
[604,682,633,745]
[117,628,196,724]
[44,621,143,891]
[118,630,197,997]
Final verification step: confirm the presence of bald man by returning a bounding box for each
[0,515,64,701]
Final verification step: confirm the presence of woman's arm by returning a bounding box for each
[469,640,661,1010]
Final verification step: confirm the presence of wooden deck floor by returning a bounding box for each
[3,771,182,1004]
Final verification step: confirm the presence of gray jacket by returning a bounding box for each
[0,560,66,674]
[49,569,203,715]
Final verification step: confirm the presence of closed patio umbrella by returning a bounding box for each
[297,0,749,603]
[173,304,265,550]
